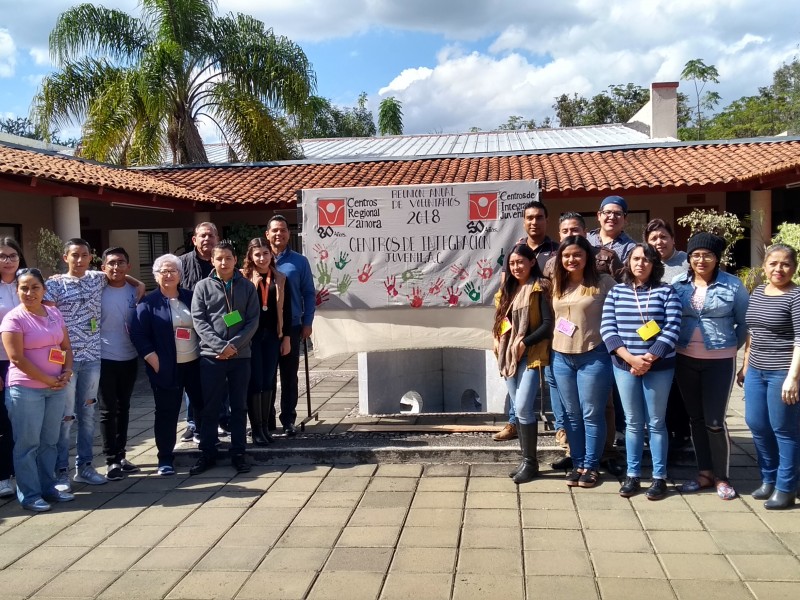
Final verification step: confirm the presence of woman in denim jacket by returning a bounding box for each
[671,233,749,500]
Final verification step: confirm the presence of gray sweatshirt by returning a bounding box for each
[191,271,259,359]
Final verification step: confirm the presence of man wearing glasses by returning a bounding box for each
[587,196,637,264]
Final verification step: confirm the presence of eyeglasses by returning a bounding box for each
[0,253,19,263]
[16,268,43,278]
[105,260,128,268]
[157,269,179,276]
[690,253,716,262]
[599,210,625,219]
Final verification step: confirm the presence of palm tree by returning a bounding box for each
[32,0,316,165]
[378,96,403,136]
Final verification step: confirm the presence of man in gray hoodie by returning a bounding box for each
[190,240,259,474]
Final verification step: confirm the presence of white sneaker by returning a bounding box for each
[55,470,72,493]
[73,464,107,485]
[0,479,13,498]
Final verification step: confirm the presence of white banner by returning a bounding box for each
[301,180,540,311]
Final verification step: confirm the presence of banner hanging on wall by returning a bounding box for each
[301,180,540,311]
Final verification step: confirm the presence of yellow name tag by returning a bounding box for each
[499,317,512,335]
[637,320,661,341]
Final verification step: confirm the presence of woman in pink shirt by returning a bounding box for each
[1,268,74,512]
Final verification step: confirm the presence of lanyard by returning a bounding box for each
[632,285,652,325]
[258,272,272,312]
[221,278,234,313]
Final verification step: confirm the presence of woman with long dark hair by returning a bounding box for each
[493,243,553,484]
[0,237,25,498]
[601,244,682,500]
[551,235,616,489]
[241,238,291,446]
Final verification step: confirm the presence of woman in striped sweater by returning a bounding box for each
[738,244,800,509]
[601,244,682,500]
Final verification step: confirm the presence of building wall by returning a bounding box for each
[0,191,55,264]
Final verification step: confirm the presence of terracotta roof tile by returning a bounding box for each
[0,144,224,204]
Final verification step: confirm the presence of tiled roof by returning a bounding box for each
[145,139,800,207]
[0,143,223,205]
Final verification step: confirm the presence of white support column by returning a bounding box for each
[750,190,772,267]
[53,196,81,241]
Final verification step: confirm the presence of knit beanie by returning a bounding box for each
[687,232,726,261]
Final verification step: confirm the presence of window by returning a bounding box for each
[138,231,169,289]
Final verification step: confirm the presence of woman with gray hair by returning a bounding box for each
[130,254,201,475]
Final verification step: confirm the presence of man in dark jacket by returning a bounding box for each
[189,241,259,475]
[177,222,219,442]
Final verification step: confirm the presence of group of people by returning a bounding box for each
[495,197,800,510]
[0,216,315,512]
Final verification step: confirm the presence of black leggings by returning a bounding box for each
[675,354,735,481]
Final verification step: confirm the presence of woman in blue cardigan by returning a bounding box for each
[130,254,201,476]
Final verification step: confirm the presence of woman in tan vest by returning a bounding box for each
[493,243,554,484]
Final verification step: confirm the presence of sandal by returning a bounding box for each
[578,469,600,488]
[677,474,714,493]
[565,468,584,487]
[716,481,737,500]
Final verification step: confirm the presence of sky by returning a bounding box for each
[1,0,800,140]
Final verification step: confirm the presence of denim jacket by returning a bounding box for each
[671,270,749,350]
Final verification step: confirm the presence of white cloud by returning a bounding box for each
[28,47,50,67]
[0,29,17,78]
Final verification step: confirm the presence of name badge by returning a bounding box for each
[555,317,577,337]
[499,317,512,336]
[637,320,661,341]
[175,327,191,340]
[49,348,66,365]
[90,317,98,333]
[222,310,243,328]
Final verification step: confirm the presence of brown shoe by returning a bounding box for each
[555,428,568,448]
[493,423,518,441]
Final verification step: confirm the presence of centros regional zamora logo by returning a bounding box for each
[468,191,499,221]
[317,198,346,227]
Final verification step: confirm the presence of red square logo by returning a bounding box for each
[318,198,346,227]
[468,191,498,221]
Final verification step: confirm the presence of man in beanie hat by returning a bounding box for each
[587,196,637,263]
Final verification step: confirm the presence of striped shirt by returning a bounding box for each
[746,284,800,371]
[601,283,682,371]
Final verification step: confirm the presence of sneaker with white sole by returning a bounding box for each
[43,490,75,503]
[23,498,51,512]
[55,470,71,493]
[74,464,107,485]
[106,464,124,481]
[0,478,14,498]
[119,459,140,473]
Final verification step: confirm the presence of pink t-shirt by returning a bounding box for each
[0,304,66,388]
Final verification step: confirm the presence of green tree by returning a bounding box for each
[378,96,404,136]
[497,115,551,130]
[32,0,315,166]
[676,209,744,267]
[294,92,376,138]
[552,84,648,127]
[0,116,78,147]
[679,58,721,140]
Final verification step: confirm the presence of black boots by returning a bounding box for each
[247,394,270,447]
[512,423,539,484]
[764,488,796,510]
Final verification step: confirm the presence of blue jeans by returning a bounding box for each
[504,360,540,425]
[614,366,674,479]
[552,346,612,470]
[6,385,66,506]
[744,366,800,493]
[57,359,101,471]
[544,362,564,431]
[199,357,250,457]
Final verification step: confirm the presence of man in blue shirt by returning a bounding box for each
[266,215,316,435]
